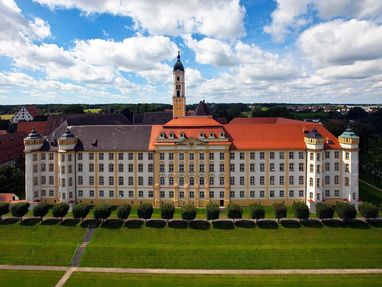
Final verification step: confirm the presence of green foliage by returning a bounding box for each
[273,203,287,222]
[72,204,90,222]
[181,204,197,220]
[0,202,10,220]
[52,203,69,222]
[0,166,24,198]
[248,203,265,220]
[358,202,379,219]
[93,204,112,222]
[32,202,49,221]
[63,104,84,114]
[137,203,154,220]
[206,202,220,220]
[226,203,243,219]
[292,202,310,221]
[160,203,175,220]
[315,202,334,219]
[10,202,30,220]
[116,204,131,221]
[336,202,357,221]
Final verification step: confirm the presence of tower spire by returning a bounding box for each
[172,52,186,118]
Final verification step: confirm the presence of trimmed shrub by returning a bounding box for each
[93,204,112,222]
[273,203,287,223]
[336,202,357,222]
[137,203,153,220]
[206,202,220,220]
[160,203,175,220]
[52,203,69,222]
[292,202,310,221]
[33,202,49,222]
[0,203,10,220]
[226,203,243,220]
[316,202,334,220]
[358,202,379,219]
[249,203,265,220]
[10,202,30,221]
[72,204,90,222]
[181,204,197,220]
[117,204,131,221]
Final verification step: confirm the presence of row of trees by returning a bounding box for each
[0,201,380,223]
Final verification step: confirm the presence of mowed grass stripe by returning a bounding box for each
[0,270,64,287]
[65,273,382,287]
[0,223,86,266]
[81,226,382,269]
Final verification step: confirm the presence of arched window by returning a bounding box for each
[177,90,180,97]
[160,177,165,185]
[199,176,205,186]
[189,177,194,186]
[179,177,184,186]
[169,176,174,186]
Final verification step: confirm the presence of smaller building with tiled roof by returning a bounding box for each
[12,105,42,123]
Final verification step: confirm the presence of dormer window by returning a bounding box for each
[200,132,205,139]
[209,132,215,139]
[160,132,166,139]
[220,132,225,138]
[169,132,175,139]
[179,132,185,139]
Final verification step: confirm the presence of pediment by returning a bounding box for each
[176,137,207,147]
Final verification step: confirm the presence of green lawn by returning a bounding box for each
[84,108,101,113]
[65,273,382,287]
[0,114,14,120]
[0,221,86,266]
[0,270,63,287]
[359,181,382,205]
[81,224,382,269]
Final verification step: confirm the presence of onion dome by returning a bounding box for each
[306,127,323,139]
[60,128,75,138]
[173,51,184,72]
[339,127,359,139]
[25,128,42,139]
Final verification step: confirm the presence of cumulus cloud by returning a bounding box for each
[33,0,245,39]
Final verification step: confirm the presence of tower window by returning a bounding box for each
[177,76,180,81]
[177,90,180,97]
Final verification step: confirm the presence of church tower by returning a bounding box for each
[172,52,186,118]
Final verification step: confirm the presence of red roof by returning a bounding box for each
[0,130,8,135]
[224,117,340,150]
[25,105,41,118]
[164,116,221,127]
[0,193,18,202]
[17,121,48,135]
[0,131,27,164]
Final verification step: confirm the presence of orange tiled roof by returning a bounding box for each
[25,105,41,117]
[0,193,18,202]
[17,121,48,135]
[164,116,221,127]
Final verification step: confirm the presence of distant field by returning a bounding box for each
[0,221,86,266]
[84,108,102,113]
[0,114,14,120]
[81,223,382,269]
[0,270,63,287]
[66,273,382,287]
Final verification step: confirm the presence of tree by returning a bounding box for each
[181,204,197,220]
[315,202,334,220]
[292,202,310,222]
[52,203,69,222]
[336,202,357,222]
[93,204,111,222]
[226,203,243,220]
[346,107,367,120]
[206,202,220,220]
[160,203,175,220]
[358,202,379,220]
[137,203,153,220]
[0,203,10,221]
[249,203,265,220]
[0,165,24,198]
[273,203,287,223]
[32,202,49,222]
[72,204,90,222]
[63,104,84,114]
[116,204,131,221]
[10,202,30,221]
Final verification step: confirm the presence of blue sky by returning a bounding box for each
[0,0,382,104]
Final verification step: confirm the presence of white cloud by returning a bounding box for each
[33,0,245,39]
[299,19,382,68]
[183,36,236,67]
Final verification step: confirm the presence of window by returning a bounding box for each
[189,153,194,161]
[89,153,94,160]
[41,164,46,172]
[33,164,38,173]
[345,177,349,186]
[138,177,143,186]
[250,152,255,159]
[279,176,284,185]
[289,190,294,198]
[68,154,72,162]
[89,176,94,185]
[345,164,349,172]
[316,178,320,187]
[289,176,294,185]
[49,153,54,160]
[230,164,235,172]
[279,190,284,197]
[209,164,214,172]
[49,176,54,185]
[317,193,320,200]
[279,152,284,159]
[139,191,143,198]
[219,153,224,160]
[118,163,124,172]
[148,153,153,160]
[119,176,124,185]
[49,163,54,172]
[325,162,330,171]
[109,190,114,197]
[219,163,224,172]
[128,153,133,160]
[299,163,304,172]
[240,152,245,160]
[270,152,275,159]
[250,190,255,198]
[99,163,104,172]
[129,190,134,198]
[270,176,275,185]
[317,153,320,161]
[220,191,224,198]
[199,153,205,160]
[119,190,124,198]
[60,165,64,174]
[118,153,124,160]
[299,190,304,197]
[325,176,330,185]
[148,163,153,172]
[316,164,320,173]
[160,177,165,185]
[299,176,304,185]
[200,191,205,199]
[279,163,284,172]
[345,152,350,160]
[209,177,214,186]
[310,153,314,161]
[310,164,314,173]
[210,191,214,198]
[99,190,104,198]
[89,163,94,172]
[138,153,143,160]
[77,163,83,172]
[230,152,235,160]
[148,176,153,185]
[169,191,174,198]
[68,165,73,174]
[160,191,165,198]
[309,192,313,199]
[240,190,245,198]
[209,153,214,160]
[69,177,73,187]
[148,191,153,198]
[89,190,94,197]
[78,176,83,185]
[190,164,195,172]
[99,153,104,160]
[310,177,313,186]
[179,177,184,186]
[189,177,194,186]
[260,163,265,172]
[220,177,225,185]
[260,190,265,198]
[41,176,46,185]
[289,152,294,159]
[334,190,340,197]
[260,152,265,160]
[179,153,184,160]
[289,163,294,171]
[334,162,339,171]
[109,153,114,160]
[128,177,134,186]
[230,191,235,198]
[199,164,204,172]
[109,163,114,172]
[334,175,339,185]
[325,190,330,197]
[168,163,173,172]
[299,152,304,159]
[160,164,165,173]
[334,151,339,159]
[230,177,235,185]
[260,176,265,185]
[240,163,245,172]
[60,154,64,162]
[325,151,330,159]
[179,164,184,173]
[199,177,205,186]
[179,191,184,199]
[99,176,104,185]
[270,163,275,172]
[250,163,255,172]
[240,176,245,185]
[250,176,255,185]
[270,190,275,198]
